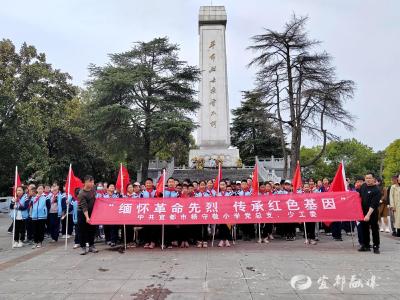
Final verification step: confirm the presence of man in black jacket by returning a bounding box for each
[358,172,381,254]
[77,175,98,255]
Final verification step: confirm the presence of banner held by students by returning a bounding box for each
[90,191,364,225]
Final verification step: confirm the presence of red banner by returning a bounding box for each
[89,191,364,225]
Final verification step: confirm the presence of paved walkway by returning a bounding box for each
[0,214,399,300]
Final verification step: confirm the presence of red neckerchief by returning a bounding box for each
[33,195,41,204]
[146,188,154,193]
[188,192,195,197]
[51,192,58,203]
[180,193,189,198]
[166,187,176,192]
[219,191,227,196]
[198,190,208,196]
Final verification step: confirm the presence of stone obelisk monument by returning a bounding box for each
[189,6,240,168]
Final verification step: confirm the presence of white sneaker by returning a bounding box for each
[385,228,391,233]
[61,235,66,239]
[73,244,80,249]
[263,238,270,244]
[380,228,384,232]
[36,243,42,248]
[17,241,23,248]
[12,242,18,248]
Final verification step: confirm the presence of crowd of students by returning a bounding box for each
[8,171,398,255]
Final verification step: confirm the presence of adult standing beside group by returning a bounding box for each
[77,175,98,255]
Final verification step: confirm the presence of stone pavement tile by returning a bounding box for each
[206,267,243,279]
[0,279,46,294]
[0,294,26,300]
[116,278,165,297]
[37,279,86,294]
[66,293,115,300]
[163,278,206,293]
[162,292,205,300]
[205,277,249,293]
[21,293,68,299]
[296,294,398,300]
[168,265,207,279]
[251,292,300,300]
[204,292,252,300]
[77,279,125,294]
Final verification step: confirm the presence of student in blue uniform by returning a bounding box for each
[216,180,232,247]
[47,182,66,243]
[163,177,179,249]
[141,178,157,249]
[237,179,254,241]
[103,184,119,247]
[194,180,211,248]
[123,182,141,248]
[31,185,50,248]
[10,186,29,248]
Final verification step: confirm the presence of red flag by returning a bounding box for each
[323,161,347,227]
[213,163,222,193]
[65,165,83,198]
[330,161,347,192]
[292,161,302,192]
[156,170,166,197]
[116,163,130,195]
[252,162,259,195]
[13,166,21,198]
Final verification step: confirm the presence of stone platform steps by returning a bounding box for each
[171,168,253,182]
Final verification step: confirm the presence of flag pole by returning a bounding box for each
[161,169,166,250]
[303,222,308,245]
[212,163,221,247]
[12,166,18,248]
[65,164,72,250]
[255,161,262,244]
[121,163,127,251]
[342,160,355,248]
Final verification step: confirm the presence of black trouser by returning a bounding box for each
[14,219,26,242]
[8,221,13,233]
[74,224,79,244]
[124,225,134,243]
[282,223,296,237]
[78,210,96,248]
[261,223,273,239]
[193,224,209,241]
[25,217,33,241]
[48,213,60,241]
[142,225,161,244]
[218,224,232,241]
[32,219,46,243]
[61,214,74,236]
[240,224,255,239]
[104,225,118,243]
[178,225,192,242]
[361,212,380,249]
[331,222,342,239]
[305,222,316,240]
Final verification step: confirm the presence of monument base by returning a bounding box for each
[189,148,241,168]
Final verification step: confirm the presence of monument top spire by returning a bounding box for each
[199,6,227,27]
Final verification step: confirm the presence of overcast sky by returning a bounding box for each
[1,0,399,151]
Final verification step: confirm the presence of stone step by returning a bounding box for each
[171,168,254,183]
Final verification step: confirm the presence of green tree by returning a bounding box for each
[0,39,76,193]
[248,15,355,175]
[383,139,400,185]
[300,139,381,181]
[231,91,283,164]
[88,37,200,179]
